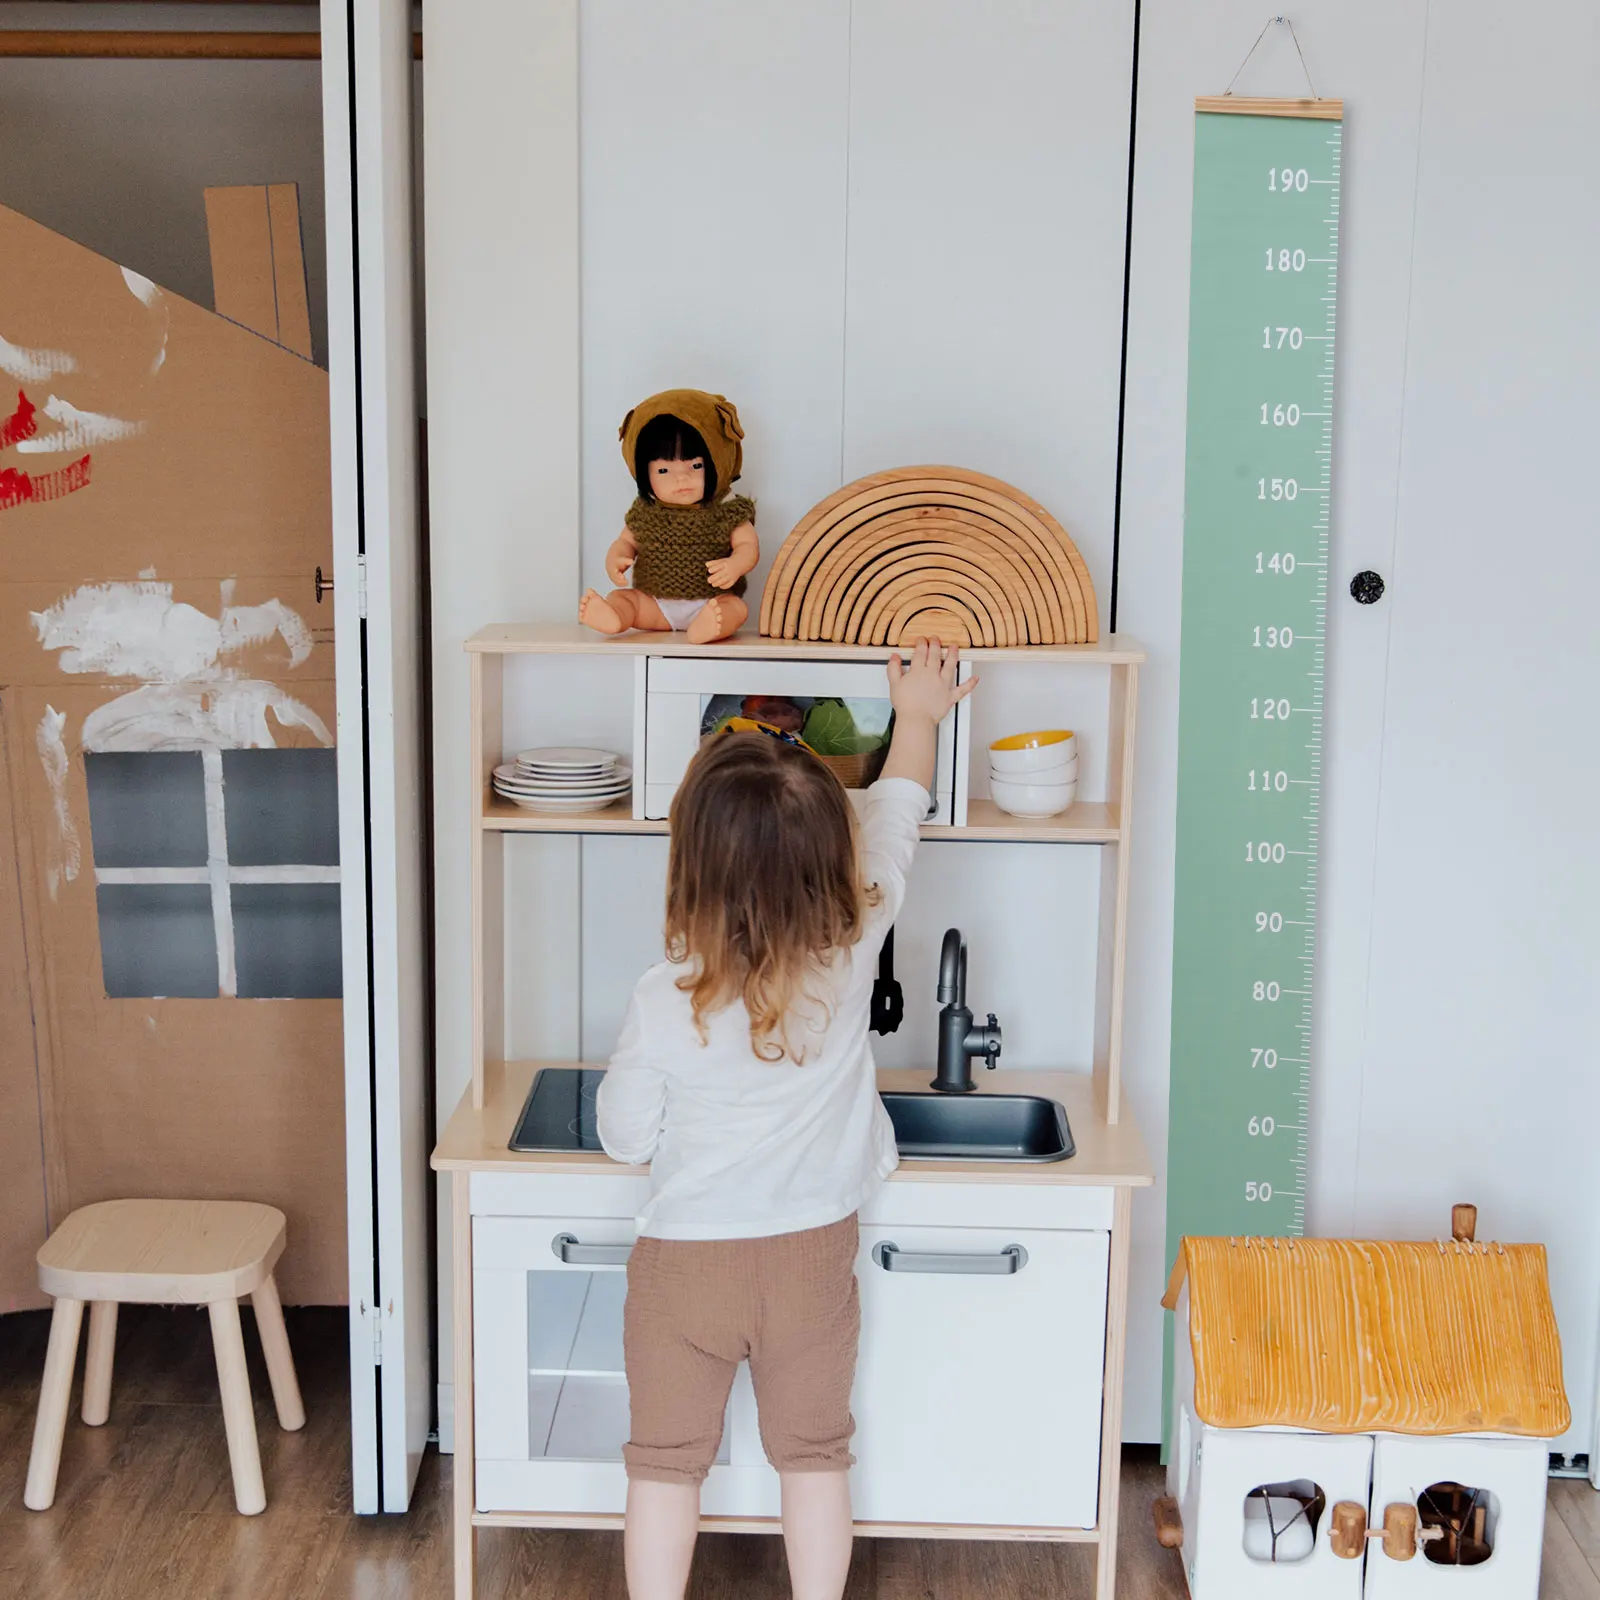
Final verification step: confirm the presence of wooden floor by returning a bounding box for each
[2,1304,1598,1598]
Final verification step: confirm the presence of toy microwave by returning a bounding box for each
[633,655,972,825]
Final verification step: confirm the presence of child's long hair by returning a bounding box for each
[666,732,878,1062]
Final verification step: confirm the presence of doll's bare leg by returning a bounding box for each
[685,595,747,644]
[579,589,672,635]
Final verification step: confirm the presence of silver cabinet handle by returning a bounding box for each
[551,1233,633,1266]
[872,1241,1028,1275]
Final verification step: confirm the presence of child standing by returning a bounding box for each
[597,639,974,1600]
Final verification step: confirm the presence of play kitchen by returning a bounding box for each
[437,597,1151,1597]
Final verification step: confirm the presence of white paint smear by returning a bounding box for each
[220,600,313,667]
[32,581,314,680]
[82,681,332,752]
[0,332,77,383]
[120,267,161,307]
[35,706,82,900]
[121,268,170,374]
[15,394,145,455]
[36,582,330,847]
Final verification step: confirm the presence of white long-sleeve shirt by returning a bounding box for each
[595,777,927,1240]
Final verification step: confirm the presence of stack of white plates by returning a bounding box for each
[493,747,632,814]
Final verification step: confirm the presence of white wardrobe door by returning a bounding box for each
[1345,0,1600,1459]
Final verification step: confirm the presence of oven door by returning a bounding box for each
[641,656,967,823]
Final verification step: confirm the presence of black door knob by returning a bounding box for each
[1349,570,1385,605]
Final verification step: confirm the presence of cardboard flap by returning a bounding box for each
[204,184,313,360]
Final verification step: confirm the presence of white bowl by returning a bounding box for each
[989,775,1078,819]
[988,730,1076,776]
[991,753,1077,787]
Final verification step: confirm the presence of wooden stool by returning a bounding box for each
[25,1199,305,1516]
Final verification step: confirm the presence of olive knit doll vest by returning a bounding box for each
[625,495,756,601]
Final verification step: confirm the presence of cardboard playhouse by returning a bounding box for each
[1156,1209,1570,1598]
[0,188,344,1310]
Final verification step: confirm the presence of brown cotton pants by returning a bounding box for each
[621,1214,861,1485]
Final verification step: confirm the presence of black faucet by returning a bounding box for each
[931,928,1002,1093]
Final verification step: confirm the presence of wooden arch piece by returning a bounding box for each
[759,465,1097,645]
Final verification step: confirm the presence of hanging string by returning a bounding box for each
[1222,15,1321,100]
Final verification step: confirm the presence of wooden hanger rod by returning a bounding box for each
[0,30,422,59]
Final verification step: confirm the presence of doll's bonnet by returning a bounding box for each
[619,388,744,500]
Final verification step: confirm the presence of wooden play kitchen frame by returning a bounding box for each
[435,623,1152,1599]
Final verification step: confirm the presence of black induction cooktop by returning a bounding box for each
[509,1066,606,1153]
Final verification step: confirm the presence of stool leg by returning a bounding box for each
[250,1274,305,1431]
[208,1297,266,1515]
[82,1302,118,1426]
[25,1296,85,1511]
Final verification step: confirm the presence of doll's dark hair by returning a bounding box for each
[633,413,717,503]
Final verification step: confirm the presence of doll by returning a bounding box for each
[578,388,758,644]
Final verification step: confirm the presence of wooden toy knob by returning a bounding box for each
[1152,1494,1183,1549]
[1381,1502,1418,1560]
[1452,1203,1477,1243]
[1329,1500,1367,1558]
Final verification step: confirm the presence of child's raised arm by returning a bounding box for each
[881,638,976,792]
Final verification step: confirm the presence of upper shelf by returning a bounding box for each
[465,622,1147,665]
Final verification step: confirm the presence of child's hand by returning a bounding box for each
[705,556,742,590]
[886,638,977,725]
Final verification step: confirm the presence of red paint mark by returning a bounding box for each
[0,453,92,512]
[0,389,38,450]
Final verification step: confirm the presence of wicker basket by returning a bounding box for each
[816,746,888,789]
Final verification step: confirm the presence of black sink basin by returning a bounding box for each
[880,1092,1074,1163]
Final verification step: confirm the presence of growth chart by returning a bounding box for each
[1163,94,1343,1426]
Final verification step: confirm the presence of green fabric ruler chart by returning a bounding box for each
[1163,96,1343,1440]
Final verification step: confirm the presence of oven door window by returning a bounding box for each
[699,693,898,791]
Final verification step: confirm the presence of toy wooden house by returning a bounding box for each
[1155,1208,1570,1598]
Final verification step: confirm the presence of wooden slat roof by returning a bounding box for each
[1166,1236,1570,1438]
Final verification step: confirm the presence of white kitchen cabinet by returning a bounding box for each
[471,1211,778,1518]
[853,1222,1109,1527]
[467,1195,1114,1529]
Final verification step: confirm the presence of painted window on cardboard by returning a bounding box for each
[84,749,340,1000]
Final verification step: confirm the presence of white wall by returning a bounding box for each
[426,0,1600,1451]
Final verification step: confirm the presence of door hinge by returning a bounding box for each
[356,553,369,620]
[372,1314,383,1366]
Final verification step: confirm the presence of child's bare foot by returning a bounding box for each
[580,589,627,635]
[686,595,747,644]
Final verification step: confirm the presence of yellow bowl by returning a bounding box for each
[989,729,1076,775]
